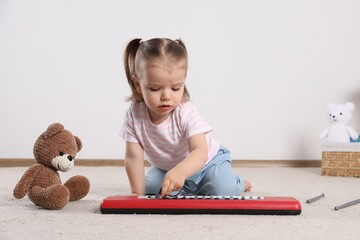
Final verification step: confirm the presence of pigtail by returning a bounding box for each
[174,38,190,101]
[124,38,142,102]
[175,38,187,52]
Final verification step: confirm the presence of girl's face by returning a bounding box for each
[134,59,186,125]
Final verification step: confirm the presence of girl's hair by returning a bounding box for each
[124,38,190,102]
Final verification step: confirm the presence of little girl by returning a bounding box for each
[120,38,251,197]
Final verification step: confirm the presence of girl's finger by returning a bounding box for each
[161,180,170,196]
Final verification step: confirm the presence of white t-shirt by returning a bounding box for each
[120,101,220,170]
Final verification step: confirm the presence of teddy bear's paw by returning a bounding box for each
[13,186,27,199]
[64,175,90,201]
[29,184,70,210]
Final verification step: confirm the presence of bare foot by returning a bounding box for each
[244,180,252,192]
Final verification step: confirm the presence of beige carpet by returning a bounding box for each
[1,166,359,240]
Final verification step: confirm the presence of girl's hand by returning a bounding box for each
[161,167,186,197]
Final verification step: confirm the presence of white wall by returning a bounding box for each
[1,0,360,160]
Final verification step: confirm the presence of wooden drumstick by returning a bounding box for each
[334,199,360,210]
[306,193,325,204]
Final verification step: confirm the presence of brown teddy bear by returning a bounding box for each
[13,123,90,210]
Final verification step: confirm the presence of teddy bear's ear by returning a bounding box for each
[345,102,355,112]
[74,136,83,152]
[42,123,64,138]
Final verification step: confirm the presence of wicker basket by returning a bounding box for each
[321,142,360,177]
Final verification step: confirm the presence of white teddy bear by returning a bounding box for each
[319,102,359,143]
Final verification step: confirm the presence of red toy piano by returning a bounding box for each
[100,195,302,215]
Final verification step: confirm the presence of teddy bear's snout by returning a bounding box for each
[51,154,75,172]
[329,114,339,121]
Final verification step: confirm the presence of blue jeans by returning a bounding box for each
[145,146,245,196]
